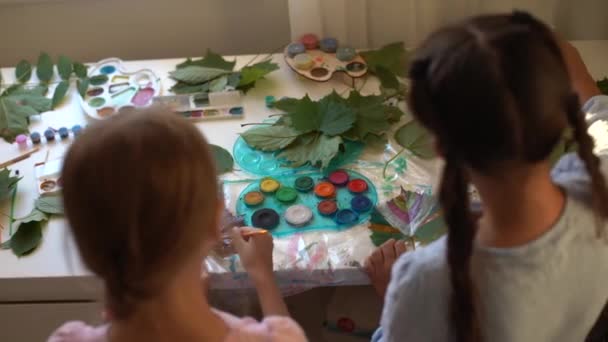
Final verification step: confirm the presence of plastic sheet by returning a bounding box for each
[205,116,442,291]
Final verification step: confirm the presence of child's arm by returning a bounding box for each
[558,39,601,105]
[231,227,289,316]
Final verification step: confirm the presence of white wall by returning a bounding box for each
[0,0,291,67]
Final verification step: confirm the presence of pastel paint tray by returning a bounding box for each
[284,36,368,82]
[34,158,62,195]
[233,137,364,176]
[236,170,378,237]
[153,90,244,121]
[80,58,160,119]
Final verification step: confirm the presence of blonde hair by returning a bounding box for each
[62,107,219,319]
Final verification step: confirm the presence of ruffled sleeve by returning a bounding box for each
[47,321,108,342]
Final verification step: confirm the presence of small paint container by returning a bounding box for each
[314,181,336,198]
[328,170,349,186]
[58,127,69,140]
[30,132,41,144]
[347,179,368,194]
[260,177,281,194]
[284,204,313,227]
[251,208,280,229]
[300,33,319,49]
[287,42,306,58]
[44,129,55,142]
[72,125,83,137]
[351,195,373,213]
[320,37,338,53]
[15,134,28,148]
[336,47,357,62]
[276,187,298,203]
[317,200,338,216]
[294,176,314,192]
[335,208,359,225]
[265,95,276,108]
[244,191,265,207]
[294,53,314,70]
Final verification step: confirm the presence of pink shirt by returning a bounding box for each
[47,310,307,342]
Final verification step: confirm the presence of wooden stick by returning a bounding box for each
[0,147,40,169]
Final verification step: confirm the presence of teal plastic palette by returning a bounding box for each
[233,137,364,176]
[80,58,160,119]
[236,169,378,237]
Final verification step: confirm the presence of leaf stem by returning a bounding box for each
[240,123,274,127]
[383,147,406,179]
[8,185,17,236]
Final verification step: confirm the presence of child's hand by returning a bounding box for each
[231,227,274,282]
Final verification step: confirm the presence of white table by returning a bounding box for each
[0,41,606,303]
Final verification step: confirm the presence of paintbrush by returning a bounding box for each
[0,147,40,169]
[241,229,268,238]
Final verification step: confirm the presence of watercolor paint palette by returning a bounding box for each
[236,169,378,237]
[34,158,62,195]
[284,35,368,82]
[153,90,244,121]
[80,58,160,120]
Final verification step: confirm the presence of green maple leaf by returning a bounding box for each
[14,208,49,225]
[0,168,21,201]
[209,75,228,92]
[0,85,52,142]
[176,50,236,71]
[360,42,409,77]
[317,93,356,136]
[277,133,342,168]
[344,91,390,140]
[285,95,320,133]
[169,66,230,85]
[9,220,43,257]
[394,120,436,159]
[241,125,300,151]
[237,60,279,88]
[35,193,64,215]
[170,82,210,94]
[209,144,234,174]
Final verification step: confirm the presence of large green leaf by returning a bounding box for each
[209,75,228,92]
[8,85,52,112]
[375,65,400,90]
[15,60,32,83]
[277,133,342,168]
[344,91,391,140]
[57,55,73,80]
[286,95,321,133]
[176,50,236,71]
[169,82,211,94]
[0,168,21,201]
[52,81,70,109]
[36,52,54,83]
[169,66,230,85]
[73,62,88,79]
[209,144,234,174]
[394,120,436,159]
[237,60,279,88]
[360,42,409,77]
[15,208,49,225]
[241,125,299,151]
[317,94,356,136]
[10,220,43,257]
[0,96,38,142]
[35,193,64,215]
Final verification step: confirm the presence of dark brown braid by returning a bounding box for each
[566,94,608,233]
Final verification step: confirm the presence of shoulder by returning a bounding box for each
[216,310,307,342]
[47,321,108,342]
[380,237,450,341]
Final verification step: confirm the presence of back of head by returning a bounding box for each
[62,107,219,319]
[407,12,608,342]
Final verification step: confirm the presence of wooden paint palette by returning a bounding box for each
[80,58,161,120]
[34,158,62,195]
[283,37,368,82]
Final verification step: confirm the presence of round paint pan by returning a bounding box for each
[294,176,314,192]
[244,191,265,207]
[351,195,373,213]
[251,208,280,229]
[284,204,313,227]
[260,177,281,194]
[310,67,329,78]
[335,209,359,225]
[346,61,366,72]
[276,187,298,204]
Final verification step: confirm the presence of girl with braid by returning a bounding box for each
[367,12,608,342]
